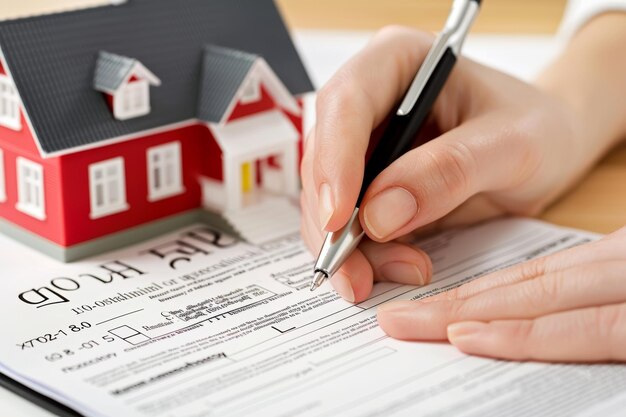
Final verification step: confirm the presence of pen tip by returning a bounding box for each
[310,271,327,292]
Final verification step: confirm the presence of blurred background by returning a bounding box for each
[0,0,567,33]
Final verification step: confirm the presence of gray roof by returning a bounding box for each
[197,45,256,123]
[93,51,136,93]
[0,0,313,155]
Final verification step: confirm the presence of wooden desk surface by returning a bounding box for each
[1,0,624,234]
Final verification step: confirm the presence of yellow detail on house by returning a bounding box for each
[241,162,253,193]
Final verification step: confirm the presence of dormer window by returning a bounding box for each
[0,74,21,130]
[117,78,150,119]
[93,51,160,121]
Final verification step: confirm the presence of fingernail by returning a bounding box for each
[364,187,417,239]
[332,271,355,303]
[447,321,487,342]
[380,262,424,285]
[318,183,335,230]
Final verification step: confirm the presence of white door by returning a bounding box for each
[260,155,284,194]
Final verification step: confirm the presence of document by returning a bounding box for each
[1,217,625,417]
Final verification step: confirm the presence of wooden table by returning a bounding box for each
[1,0,624,234]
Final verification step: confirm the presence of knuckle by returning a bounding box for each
[423,142,477,197]
[317,74,361,113]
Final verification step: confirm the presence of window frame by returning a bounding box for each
[0,74,21,131]
[147,141,184,202]
[16,157,46,220]
[88,157,129,219]
[113,79,150,120]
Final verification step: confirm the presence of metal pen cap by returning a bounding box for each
[310,208,365,291]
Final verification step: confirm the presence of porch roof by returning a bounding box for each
[210,110,298,159]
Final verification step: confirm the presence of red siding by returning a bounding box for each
[0,147,65,245]
[0,107,66,245]
[203,131,223,181]
[104,93,114,112]
[59,124,215,246]
[0,86,304,249]
[226,85,275,122]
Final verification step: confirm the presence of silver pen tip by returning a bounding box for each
[310,271,328,291]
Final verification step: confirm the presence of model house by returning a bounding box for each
[0,0,313,261]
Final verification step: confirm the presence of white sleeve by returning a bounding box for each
[559,0,626,39]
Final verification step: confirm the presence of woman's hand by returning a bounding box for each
[300,26,606,302]
[377,227,626,362]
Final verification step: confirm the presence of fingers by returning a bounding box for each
[377,261,626,340]
[312,27,434,232]
[300,193,431,302]
[448,303,626,362]
[359,239,432,286]
[427,232,626,302]
[359,111,542,242]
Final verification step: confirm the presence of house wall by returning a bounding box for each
[59,123,213,246]
[0,65,306,249]
[0,94,66,245]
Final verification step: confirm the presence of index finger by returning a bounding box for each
[312,27,434,232]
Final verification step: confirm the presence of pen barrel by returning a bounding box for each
[357,47,457,205]
[314,208,365,277]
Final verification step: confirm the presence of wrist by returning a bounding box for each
[535,13,626,153]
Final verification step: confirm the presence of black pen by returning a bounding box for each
[310,0,481,291]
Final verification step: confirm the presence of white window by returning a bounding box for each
[0,148,6,203]
[16,157,45,220]
[89,157,129,219]
[0,75,21,130]
[114,80,150,120]
[240,75,260,104]
[147,142,184,201]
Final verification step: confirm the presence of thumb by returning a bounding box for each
[358,115,533,242]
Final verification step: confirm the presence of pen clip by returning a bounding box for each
[396,0,480,116]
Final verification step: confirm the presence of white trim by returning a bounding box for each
[118,61,161,90]
[39,119,198,159]
[0,148,6,203]
[88,157,129,219]
[147,141,184,201]
[95,60,161,95]
[256,58,301,115]
[0,74,21,131]
[239,71,261,104]
[217,63,256,125]
[218,59,302,125]
[16,157,46,220]
[209,110,299,158]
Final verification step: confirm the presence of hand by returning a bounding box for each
[377,227,626,362]
[300,26,599,302]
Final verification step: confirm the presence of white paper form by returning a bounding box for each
[1,218,626,417]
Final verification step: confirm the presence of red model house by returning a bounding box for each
[0,0,313,261]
